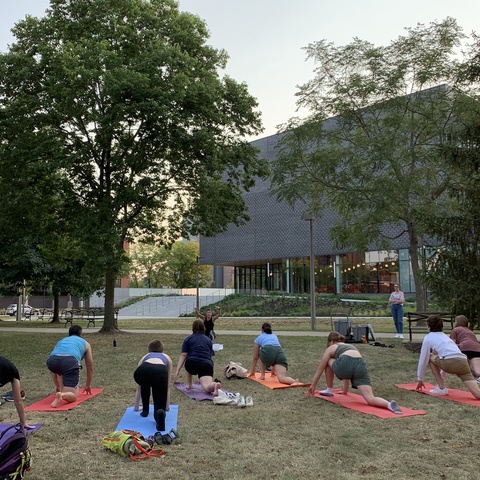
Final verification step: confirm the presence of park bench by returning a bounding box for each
[62,307,119,328]
[406,312,454,342]
[36,308,55,322]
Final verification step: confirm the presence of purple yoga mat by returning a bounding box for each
[174,382,214,401]
[0,423,43,435]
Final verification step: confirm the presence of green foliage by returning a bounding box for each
[129,240,212,288]
[270,19,475,313]
[0,0,267,331]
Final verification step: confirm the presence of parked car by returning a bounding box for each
[5,304,38,316]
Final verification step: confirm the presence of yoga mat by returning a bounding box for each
[306,389,426,418]
[25,389,103,411]
[396,383,480,406]
[248,372,310,389]
[0,423,43,434]
[174,382,214,401]
[115,405,178,437]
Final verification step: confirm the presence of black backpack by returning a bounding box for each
[0,424,32,480]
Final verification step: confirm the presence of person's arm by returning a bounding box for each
[308,346,335,394]
[83,342,93,394]
[193,308,205,320]
[416,338,430,391]
[173,352,188,383]
[388,293,395,305]
[165,354,173,411]
[133,385,142,411]
[212,306,221,322]
[12,378,28,428]
[248,343,261,377]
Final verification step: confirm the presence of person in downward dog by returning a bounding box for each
[308,331,403,414]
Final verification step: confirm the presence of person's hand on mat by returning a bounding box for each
[83,385,92,395]
[24,424,36,430]
[248,371,256,378]
[415,381,425,392]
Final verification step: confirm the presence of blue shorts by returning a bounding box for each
[46,355,81,388]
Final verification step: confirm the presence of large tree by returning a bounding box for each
[270,18,472,311]
[0,0,267,331]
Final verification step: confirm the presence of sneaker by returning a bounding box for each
[319,389,334,397]
[389,400,402,414]
[2,390,26,402]
[213,390,238,405]
[245,396,253,407]
[237,396,246,408]
[394,334,399,339]
[398,334,404,339]
[429,386,448,395]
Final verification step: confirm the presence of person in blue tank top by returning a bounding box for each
[248,322,300,385]
[46,325,94,408]
[133,339,172,431]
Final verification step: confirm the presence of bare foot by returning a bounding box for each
[186,384,193,390]
[51,392,63,408]
[290,379,301,386]
[259,376,265,381]
[213,382,222,396]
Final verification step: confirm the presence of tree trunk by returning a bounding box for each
[100,269,119,333]
[408,227,428,312]
[50,290,61,324]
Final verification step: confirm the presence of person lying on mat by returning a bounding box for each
[248,322,300,385]
[307,331,403,414]
[415,315,480,399]
[0,356,34,428]
[134,339,172,432]
[46,325,94,408]
[193,306,221,341]
[450,315,480,383]
[173,320,221,396]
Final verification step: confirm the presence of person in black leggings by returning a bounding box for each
[134,340,172,431]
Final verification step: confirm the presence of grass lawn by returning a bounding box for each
[0,319,478,480]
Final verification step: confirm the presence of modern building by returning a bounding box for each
[200,132,418,296]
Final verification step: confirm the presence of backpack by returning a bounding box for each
[0,424,32,480]
[102,430,164,461]
[223,361,248,379]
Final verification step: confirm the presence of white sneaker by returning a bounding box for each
[394,334,399,338]
[245,396,253,407]
[398,334,404,339]
[213,390,240,405]
[429,386,448,395]
[237,396,246,408]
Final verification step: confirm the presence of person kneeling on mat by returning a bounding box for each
[46,325,94,408]
[308,331,402,414]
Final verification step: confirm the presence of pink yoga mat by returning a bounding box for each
[396,383,480,406]
[306,389,426,418]
[248,372,310,389]
[174,382,214,401]
[25,389,103,411]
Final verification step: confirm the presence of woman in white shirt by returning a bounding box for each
[389,284,405,339]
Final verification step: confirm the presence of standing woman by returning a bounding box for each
[389,284,405,339]
[308,332,402,414]
[248,322,300,385]
[133,339,172,432]
[194,306,221,340]
[450,315,480,383]
[174,320,221,395]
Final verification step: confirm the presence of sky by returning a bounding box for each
[1,0,479,139]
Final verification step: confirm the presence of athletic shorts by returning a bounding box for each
[433,357,475,382]
[462,350,480,360]
[332,355,371,388]
[259,345,288,369]
[185,359,214,378]
[46,355,81,388]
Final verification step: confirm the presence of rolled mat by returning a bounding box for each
[396,383,480,406]
[248,372,310,389]
[115,405,178,437]
[174,382,214,401]
[305,389,426,418]
[25,389,103,411]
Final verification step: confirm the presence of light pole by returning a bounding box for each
[196,256,200,309]
[301,213,316,331]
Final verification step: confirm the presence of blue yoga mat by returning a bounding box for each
[115,405,178,437]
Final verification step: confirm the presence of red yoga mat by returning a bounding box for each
[396,383,480,406]
[248,372,310,389]
[25,389,103,411]
[306,389,426,418]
